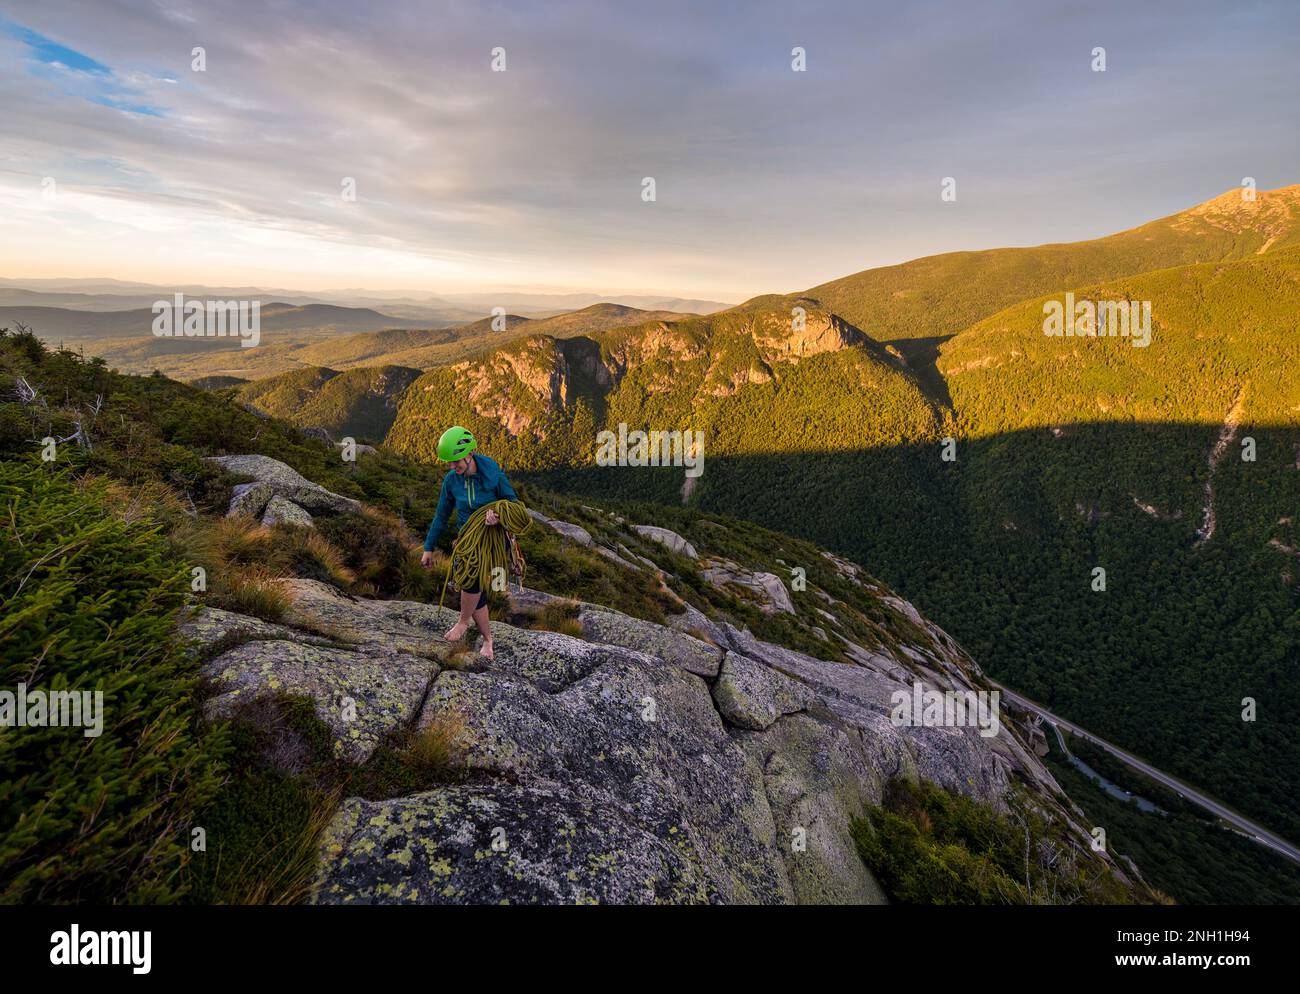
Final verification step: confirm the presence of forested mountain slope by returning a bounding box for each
[384,300,941,472]
[234,365,423,442]
[380,200,1300,856]
[940,247,1300,434]
[799,184,1300,344]
[0,326,1158,905]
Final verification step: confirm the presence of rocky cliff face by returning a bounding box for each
[749,304,866,360]
[181,457,1122,905]
[417,302,874,441]
[451,335,570,437]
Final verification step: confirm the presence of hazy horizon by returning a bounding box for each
[1,0,1297,301]
[3,179,1296,307]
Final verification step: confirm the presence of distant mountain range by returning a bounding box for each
[14,301,699,382]
[0,282,728,380]
[0,301,432,342]
[0,278,730,320]
[206,304,702,435]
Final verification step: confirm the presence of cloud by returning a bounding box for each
[2,18,166,116]
[0,0,1296,297]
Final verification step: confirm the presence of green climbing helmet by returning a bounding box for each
[436,425,478,462]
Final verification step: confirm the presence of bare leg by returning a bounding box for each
[445,590,476,641]
[472,604,494,659]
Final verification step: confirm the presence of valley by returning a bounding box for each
[284,185,1300,872]
[5,184,1298,905]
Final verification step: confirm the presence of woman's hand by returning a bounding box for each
[485,508,500,526]
[420,550,434,570]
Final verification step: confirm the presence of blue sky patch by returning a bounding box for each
[3,18,165,116]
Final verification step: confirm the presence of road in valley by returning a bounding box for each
[988,679,1300,865]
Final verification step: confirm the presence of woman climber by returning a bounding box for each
[420,425,531,660]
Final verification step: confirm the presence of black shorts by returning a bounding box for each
[459,580,488,611]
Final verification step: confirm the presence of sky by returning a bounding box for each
[0,0,1297,302]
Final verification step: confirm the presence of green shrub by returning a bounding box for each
[0,402,31,455]
[315,506,418,596]
[852,778,1143,905]
[181,695,339,905]
[0,461,226,903]
[398,546,442,602]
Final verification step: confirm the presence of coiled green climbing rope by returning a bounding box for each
[439,499,532,607]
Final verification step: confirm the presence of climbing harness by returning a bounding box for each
[438,498,532,608]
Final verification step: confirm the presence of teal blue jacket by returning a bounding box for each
[423,453,518,551]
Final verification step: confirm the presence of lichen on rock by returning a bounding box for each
[172,499,1098,905]
[207,454,362,514]
[711,650,813,730]
[578,606,722,678]
[203,638,437,763]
